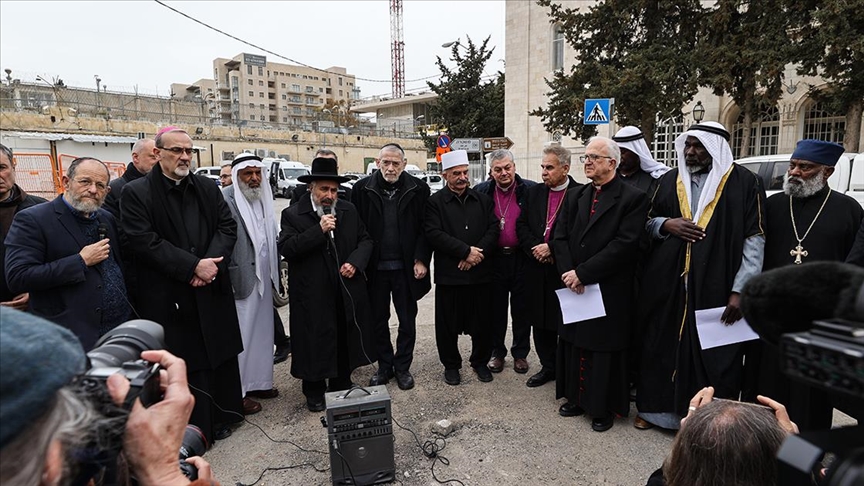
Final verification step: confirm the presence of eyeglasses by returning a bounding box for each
[579,154,613,164]
[219,174,232,179]
[73,178,108,191]
[160,147,199,156]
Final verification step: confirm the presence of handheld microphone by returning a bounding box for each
[322,205,335,240]
[98,223,108,241]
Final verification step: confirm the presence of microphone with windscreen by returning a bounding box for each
[322,205,335,240]
[98,223,108,241]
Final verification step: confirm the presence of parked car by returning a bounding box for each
[735,152,863,206]
[267,158,310,198]
[418,173,444,194]
[194,166,222,186]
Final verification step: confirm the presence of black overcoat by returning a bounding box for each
[516,177,581,331]
[120,166,242,371]
[551,177,649,351]
[351,171,432,300]
[278,194,375,381]
[424,186,499,286]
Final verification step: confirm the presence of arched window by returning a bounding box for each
[552,25,565,71]
[803,101,845,143]
[732,103,780,157]
[652,115,685,168]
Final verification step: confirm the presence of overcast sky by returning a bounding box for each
[0,0,505,99]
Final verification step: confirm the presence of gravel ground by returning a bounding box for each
[203,197,856,486]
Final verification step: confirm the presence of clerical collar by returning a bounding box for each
[496,182,514,192]
[550,180,569,192]
[593,175,617,190]
[162,171,186,186]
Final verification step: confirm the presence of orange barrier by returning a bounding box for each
[11,153,60,200]
[56,154,126,193]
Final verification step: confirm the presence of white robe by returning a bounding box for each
[236,200,275,395]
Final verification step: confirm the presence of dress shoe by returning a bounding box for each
[514,358,529,374]
[592,415,614,432]
[634,416,654,430]
[526,368,555,388]
[394,370,415,390]
[488,356,504,373]
[558,402,585,417]
[369,368,394,386]
[273,344,291,364]
[214,425,233,441]
[473,365,493,383]
[444,369,461,386]
[242,397,262,415]
[306,397,325,412]
[246,388,279,399]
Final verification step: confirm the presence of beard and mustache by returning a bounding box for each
[783,171,827,198]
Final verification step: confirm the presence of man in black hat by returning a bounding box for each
[278,157,376,412]
[755,139,863,430]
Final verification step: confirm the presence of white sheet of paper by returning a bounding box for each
[695,306,760,350]
[555,284,606,324]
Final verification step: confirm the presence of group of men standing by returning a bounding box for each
[2,117,861,441]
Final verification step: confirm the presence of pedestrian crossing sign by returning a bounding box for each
[583,98,613,125]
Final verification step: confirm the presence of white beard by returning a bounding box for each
[174,166,190,178]
[783,172,826,198]
[239,183,261,201]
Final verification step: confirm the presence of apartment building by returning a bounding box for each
[212,53,359,129]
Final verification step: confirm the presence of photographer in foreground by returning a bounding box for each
[0,307,217,485]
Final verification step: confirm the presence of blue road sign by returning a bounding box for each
[584,98,612,125]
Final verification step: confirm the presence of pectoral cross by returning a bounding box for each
[500,217,506,231]
[790,244,808,264]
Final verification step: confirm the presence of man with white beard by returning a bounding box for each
[754,138,863,431]
[223,153,281,414]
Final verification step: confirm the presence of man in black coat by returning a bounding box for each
[0,143,46,309]
[352,143,431,391]
[120,128,244,444]
[279,157,375,412]
[425,150,499,386]
[474,149,536,375]
[6,157,130,350]
[103,138,158,218]
[551,136,649,432]
[516,145,580,389]
[289,149,352,203]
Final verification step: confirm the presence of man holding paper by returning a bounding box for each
[551,136,648,432]
[636,122,766,430]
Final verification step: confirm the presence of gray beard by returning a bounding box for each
[68,196,100,214]
[239,183,261,201]
[783,172,826,198]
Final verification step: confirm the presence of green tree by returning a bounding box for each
[698,0,792,158]
[531,0,704,144]
[788,0,864,151]
[424,36,505,154]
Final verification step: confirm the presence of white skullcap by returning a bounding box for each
[441,150,469,170]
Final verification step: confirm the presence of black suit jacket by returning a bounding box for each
[4,196,124,350]
[551,176,649,351]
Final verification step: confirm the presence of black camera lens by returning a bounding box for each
[179,424,208,460]
[87,320,165,369]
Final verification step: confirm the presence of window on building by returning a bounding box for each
[339,90,343,97]
[260,104,265,109]
[259,92,264,98]
[306,86,314,93]
[282,106,287,111]
[803,100,846,144]
[258,66,264,76]
[293,107,301,114]
[319,87,324,93]
[260,115,266,121]
[732,103,780,157]
[552,24,565,71]
[281,83,286,88]
[292,84,301,92]
[248,79,253,85]
[250,114,255,120]
[248,103,254,109]
[258,80,264,86]
[339,78,343,86]
[281,94,287,100]
[652,115,685,168]
[283,116,288,122]
[247,65,252,75]
[248,90,254,97]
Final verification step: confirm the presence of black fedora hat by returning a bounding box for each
[298,157,349,183]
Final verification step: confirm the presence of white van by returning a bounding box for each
[735,152,862,207]
[267,158,310,198]
[366,162,423,177]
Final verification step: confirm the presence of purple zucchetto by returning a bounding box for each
[791,139,845,167]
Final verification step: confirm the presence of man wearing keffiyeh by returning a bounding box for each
[635,121,766,431]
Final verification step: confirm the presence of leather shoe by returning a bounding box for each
[488,356,504,373]
[473,365,493,383]
[242,397,262,415]
[394,370,415,390]
[444,369,461,386]
[634,416,654,430]
[246,388,279,399]
[526,368,555,388]
[558,402,585,417]
[369,368,393,386]
[514,358,529,374]
[214,426,232,441]
[592,415,614,432]
[306,397,325,412]
[274,344,291,364]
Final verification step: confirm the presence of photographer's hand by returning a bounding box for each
[756,395,799,435]
[107,350,197,486]
[183,457,214,482]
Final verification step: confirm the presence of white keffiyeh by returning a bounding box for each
[231,154,279,294]
[613,126,671,179]
[674,122,734,223]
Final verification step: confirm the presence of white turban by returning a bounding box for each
[612,126,671,179]
[674,121,734,223]
[442,150,469,170]
[230,153,279,294]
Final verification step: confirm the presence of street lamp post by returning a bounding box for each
[692,101,705,123]
[94,75,101,111]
